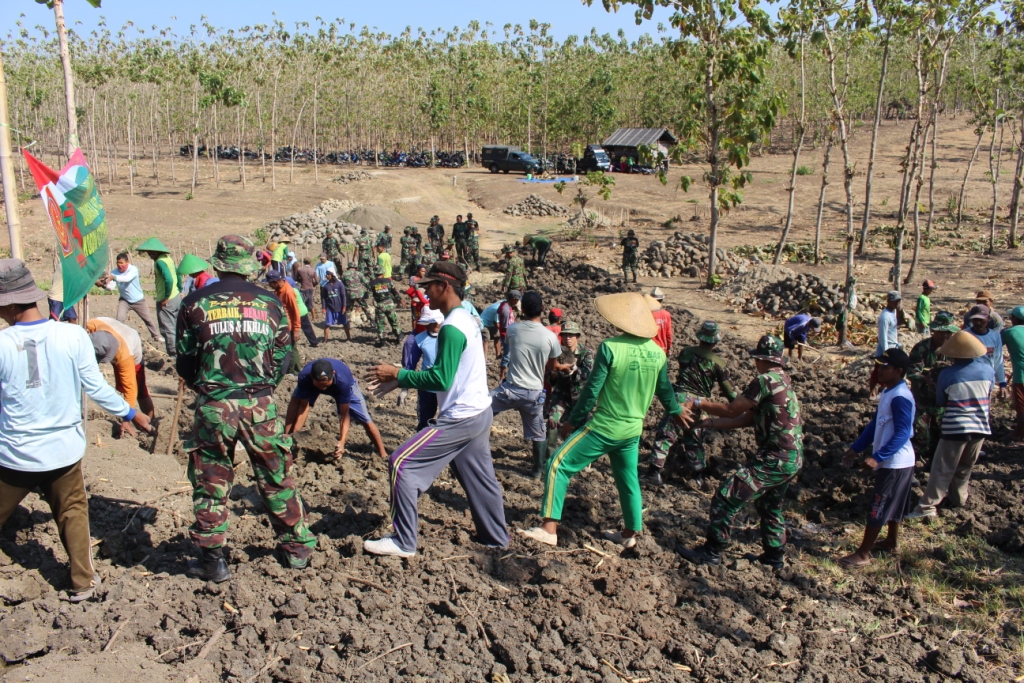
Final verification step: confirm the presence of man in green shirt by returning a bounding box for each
[520,292,690,549]
[1002,306,1024,441]
[523,234,553,267]
[137,237,180,358]
[679,335,803,570]
[915,280,935,333]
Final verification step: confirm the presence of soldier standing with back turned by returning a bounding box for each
[465,213,481,270]
[370,264,403,345]
[621,229,640,283]
[176,235,316,581]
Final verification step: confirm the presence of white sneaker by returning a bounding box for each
[905,509,937,521]
[363,536,415,557]
[602,529,637,548]
[519,527,558,546]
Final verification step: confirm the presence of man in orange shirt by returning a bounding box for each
[648,287,673,355]
[87,317,155,437]
[545,307,564,336]
[268,272,303,375]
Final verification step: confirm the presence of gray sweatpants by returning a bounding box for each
[387,408,509,552]
[117,298,162,341]
[157,294,181,356]
[491,380,546,441]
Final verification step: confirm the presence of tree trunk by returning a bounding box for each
[166,100,175,184]
[313,81,319,184]
[924,109,939,237]
[774,36,806,265]
[1008,117,1023,248]
[857,20,890,255]
[956,128,983,229]
[271,69,279,191]
[127,105,134,196]
[988,103,1004,255]
[53,0,79,156]
[289,98,308,184]
[238,106,246,189]
[813,136,834,266]
[190,87,199,199]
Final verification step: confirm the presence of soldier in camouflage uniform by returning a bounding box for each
[321,231,342,266]
[376,225,393,253]
[502,244,527,293]
[907,311,958,461]
[356,229,375,280]
[369,264,402,344]
[399,227,419,277]
[646,321,737,486]
[427,216,445,253]
[465,213,481,270]
[342,262,370,321]
[451,215,470,268]
[175,235,316,581]
[620,229,640,283]
[544,321,594,454]
[680,335,803,571]
[420,238,436,266]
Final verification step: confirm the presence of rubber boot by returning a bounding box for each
[679,541,723,566]
[187,547,231,583]
[645,464,664,487]
[530,440,548,479]
[744,546,785,570]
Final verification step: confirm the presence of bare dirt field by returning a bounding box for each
[1,117,1023,682]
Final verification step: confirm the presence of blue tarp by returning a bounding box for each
[517,176,577,184]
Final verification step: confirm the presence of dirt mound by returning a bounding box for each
[340,205,410,232]
[1,252,1021,682]
[503,194,569,217]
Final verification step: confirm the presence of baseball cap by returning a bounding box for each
[416,261,467,287]
[967,304,990,321]
[90,331,119,364]
[809,317,823,329]
[874,347,910,371]
[506,289,522,300]
[922,280,936,289]
[887,290,902,302]
[266,270,284,283]
[417,307,445,325]
[1010,305,1024,323]
[549,307,564,319]
[310,359,335,381]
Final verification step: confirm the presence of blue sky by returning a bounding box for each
[6,0,677,42]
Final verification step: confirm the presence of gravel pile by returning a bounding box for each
[503,194,570,217]
[722,270,889,322]
[266,199,362,246]
[333,170,375,185]
[640,231,752,279]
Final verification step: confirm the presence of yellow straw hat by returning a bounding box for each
[938,330,987,359]
[595,292,659,338]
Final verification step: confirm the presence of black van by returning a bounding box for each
[481,145,543,174]
[577,145,612,173]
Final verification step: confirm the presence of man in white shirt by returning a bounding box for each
[871,290,902,394]
[99,252,163,343]
[0,260,151,602]
[364,262,509,557]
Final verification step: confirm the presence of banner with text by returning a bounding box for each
[23,149,109,309]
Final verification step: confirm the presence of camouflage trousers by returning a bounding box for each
[544,398,572,454]
[912,407,943,462]
[468,242,480,269]
[374,303,401,341]
[707,450,801,551]
[650,391,705,472]
[622,256,639,281]
[185,395,316,563]
[454,239,470,266]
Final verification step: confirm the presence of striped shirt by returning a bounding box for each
[936,359,994,436]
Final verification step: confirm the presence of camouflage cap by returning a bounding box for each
[929,310,959,332]
[560,320,582,336]
[210,235,258,276]
[373,264,386,275]
[697,321,721,344]
[749,334,787,366]
[404,226,411,235]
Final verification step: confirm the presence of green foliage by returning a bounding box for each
[554,171,614,213]
[796,165,813,175]
[252,226,269,245]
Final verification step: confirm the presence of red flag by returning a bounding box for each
[22,149,89,191]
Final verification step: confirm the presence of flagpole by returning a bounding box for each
[0,51,23,259]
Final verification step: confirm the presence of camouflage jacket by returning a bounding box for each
[675,346,737,400]
[742,369,803,460]
[321,236,341,258]
[427,224,445,244]
[620,236,640,260]
[420,241,436,262]
[548,344,594,409]
[376,233,392,250]
[452,222,469,242]
[356,235,374,263]
[465,220,480,245]
[370,276,401,307]
[400,235,418,259]
[908,337,949,409]
[503,255,527,291]
[175,279,291,399]
[342,268,369,299]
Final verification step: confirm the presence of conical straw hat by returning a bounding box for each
[177,253,210,276]
[595,292,659,338]
[938,330,987,359]
[643,293,662,311]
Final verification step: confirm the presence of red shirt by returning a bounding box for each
[652,308,673,354]
[406,285,429,333]
[546,324,562,337]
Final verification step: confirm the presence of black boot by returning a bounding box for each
[744,547,785,570]
[530,440,548,479]
[679,542,722,566]
[645,464,664,487]
[187,547,231,583]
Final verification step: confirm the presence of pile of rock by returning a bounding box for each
[265,199,363,246]
[333,170,374,185]
[503,194,570,217]
[639,232,751,279]
[737,272,846,318]
[563,210,611,232]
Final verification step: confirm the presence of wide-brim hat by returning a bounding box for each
[0,258,48,306]
[930,311,960,333]
[749,334,787,366]
[697,321,721,344]
[178,253,211,276]
[560,320,582,336]
[210,234,258,276]
[136,237,170,254]
[643,293,662,311]
[595,292,659,338]
[939,330,987,359]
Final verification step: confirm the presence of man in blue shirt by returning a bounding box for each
[284,358,388,460]
[965,304,1007,395]
[479,299,504,360]
[870,291,902,394]
[783,313,822,361]
[100,252,162,343]
[399,308,443,429]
